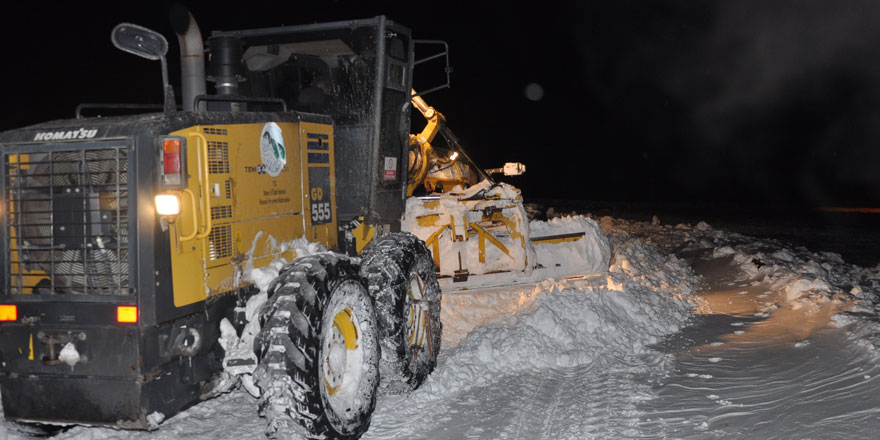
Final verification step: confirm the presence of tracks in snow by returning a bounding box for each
[365,357,666,440]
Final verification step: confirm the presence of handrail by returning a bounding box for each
[188,132,213,239]
[177,188,200,242]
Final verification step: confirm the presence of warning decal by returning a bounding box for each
[383,156,397,180]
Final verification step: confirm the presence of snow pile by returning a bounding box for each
[698,233,861,317]
[366,227,699,438]
[601,216,880,341]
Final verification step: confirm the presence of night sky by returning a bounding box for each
[5,1,880,207]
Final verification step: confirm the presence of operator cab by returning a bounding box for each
[205,18,417,230]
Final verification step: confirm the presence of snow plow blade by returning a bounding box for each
[402,181,535,279]
[402,182,610,290]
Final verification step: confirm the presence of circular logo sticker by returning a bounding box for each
[260,122,287,177]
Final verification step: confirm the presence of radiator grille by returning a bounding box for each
[211,205,233,220]
[5,147,130,295]
[208,141,229,174]
[208,224,232,261]
[203,127,228,136]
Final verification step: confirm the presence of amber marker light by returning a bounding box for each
[155,194,181,216]
[0,304,18,321]
[117,306,138,323]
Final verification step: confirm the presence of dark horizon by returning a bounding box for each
[4,1,880,208]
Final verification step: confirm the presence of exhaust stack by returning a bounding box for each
[170,4,206,111]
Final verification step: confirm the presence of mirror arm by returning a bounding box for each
[159,56,176,115]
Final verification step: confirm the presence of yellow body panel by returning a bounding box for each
[166,121,336,307]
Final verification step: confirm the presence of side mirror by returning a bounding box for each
[111,23,176,115]
[112,23,169,60]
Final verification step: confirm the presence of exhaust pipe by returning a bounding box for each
[170,4,206,111]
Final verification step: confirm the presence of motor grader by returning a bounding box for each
[0,7,592,440]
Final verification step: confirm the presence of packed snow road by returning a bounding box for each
[3,215,880,439]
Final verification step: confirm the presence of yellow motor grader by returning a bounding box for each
[0,6,597,439]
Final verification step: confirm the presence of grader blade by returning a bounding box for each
[402,182,610,290]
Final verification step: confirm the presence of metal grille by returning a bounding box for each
[5,147,130,295]
[203,127,228,136]
[207,224,232,261]
[207,141,229,174]
[211,205,232,220]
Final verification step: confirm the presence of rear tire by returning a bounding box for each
[360,232,442,393]
[254,254,380,439]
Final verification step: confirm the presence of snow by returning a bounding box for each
[4,212,880,439]
[57,343,80,368]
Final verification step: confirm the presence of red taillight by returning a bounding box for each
[117,306,138,323]
[0,304,17,321]
[164,139,181,173]
[162,138,183,187]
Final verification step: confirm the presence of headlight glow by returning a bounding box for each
[155,194,181,216]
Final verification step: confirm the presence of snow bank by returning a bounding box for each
[409,227,696,399]
[602,216,880,344]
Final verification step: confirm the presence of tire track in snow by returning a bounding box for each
[364,358,659,440]
[640,324,880,439]
[503,368,566,440]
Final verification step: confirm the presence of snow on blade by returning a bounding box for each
[530,215,611,277]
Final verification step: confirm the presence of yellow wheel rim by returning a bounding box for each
[323,307,358,396]
[334,308,359,350]
[406,275,427,347]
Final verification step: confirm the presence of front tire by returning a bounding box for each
[254,254,380,439]
[360,232,442,393]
